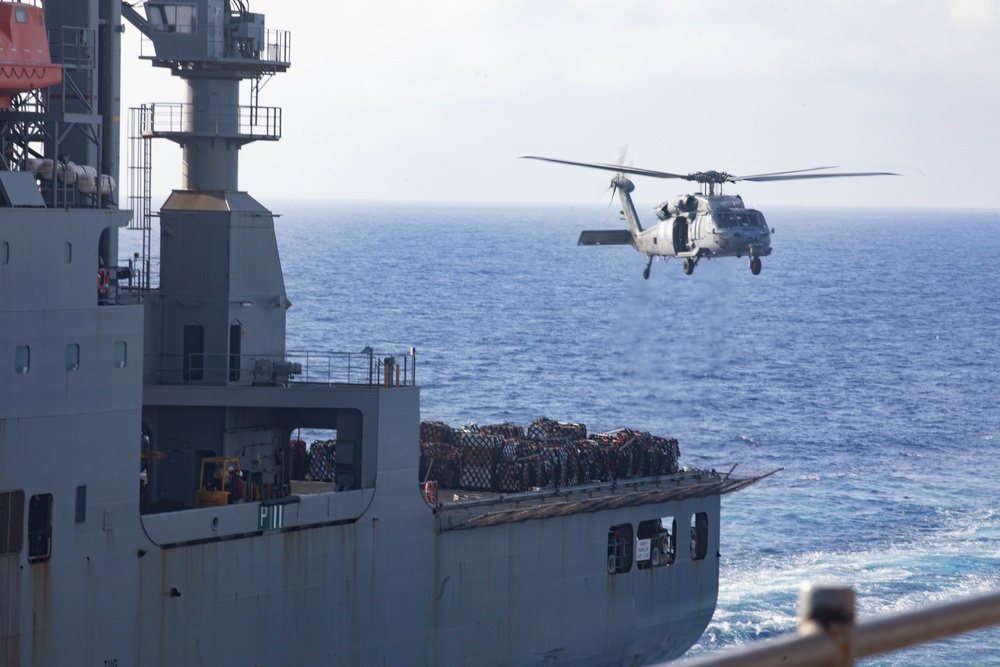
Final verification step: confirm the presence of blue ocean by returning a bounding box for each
[149,201,1000,664]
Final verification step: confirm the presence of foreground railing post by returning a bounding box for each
[673,584,1000,667]
[798,584,856,667]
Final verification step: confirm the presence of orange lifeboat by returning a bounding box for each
[0,2,61,109]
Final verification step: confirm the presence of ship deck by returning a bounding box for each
[428,466,778,531]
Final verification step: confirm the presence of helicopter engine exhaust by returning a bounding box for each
[655,194,698,220]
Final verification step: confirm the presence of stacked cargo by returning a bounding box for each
[420,418,680,494]
[304,440,337,482]
[290,440,309,480]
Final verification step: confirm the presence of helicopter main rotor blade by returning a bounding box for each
[729,166,838,181]
[737,170,899,182]
[521,156,688,180]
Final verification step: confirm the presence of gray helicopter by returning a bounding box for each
[523,156,897,278]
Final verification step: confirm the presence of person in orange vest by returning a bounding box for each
[228,469,245,503]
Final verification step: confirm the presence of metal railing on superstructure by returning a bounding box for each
[138,102,282,141]
[138,29,291,68]
[144,349,417,387]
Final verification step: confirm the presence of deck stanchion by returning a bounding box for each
[799,584,856,667]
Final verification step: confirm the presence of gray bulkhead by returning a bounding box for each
[143,191,288,386]
[0,207,144,666]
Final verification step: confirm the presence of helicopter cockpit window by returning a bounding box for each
[715,212,736,228]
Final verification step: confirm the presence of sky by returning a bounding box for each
[119,1,1000,209]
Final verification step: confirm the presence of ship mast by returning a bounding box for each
[124,0,292,384]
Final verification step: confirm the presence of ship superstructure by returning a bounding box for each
[0,2,770,665]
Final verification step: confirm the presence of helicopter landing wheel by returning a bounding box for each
[683,258,695,275]
[750,257,762,275]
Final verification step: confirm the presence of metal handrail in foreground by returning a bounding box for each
[672,583,1000,667]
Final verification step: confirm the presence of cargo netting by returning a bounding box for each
[289,439,337,483]
[419,418,681,495]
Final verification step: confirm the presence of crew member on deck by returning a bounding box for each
[228,469,245,503]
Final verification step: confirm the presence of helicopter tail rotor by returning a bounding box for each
[611,173,634,194]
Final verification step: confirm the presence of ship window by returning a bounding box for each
[1,241,8,264]
[607,523,634,574]
[148,4,198,34]
[690,512,708,561]
[15,345,29,374]
[14,7,26,23]
[64,242,72,263]
[75,485,87,523]
[662,516,677,564]
[636,517,675,569]
[0,490,25,555]
[113,341,127,368]
[27,493,52,563]
[66,343,80,371]
[183,325,204,380]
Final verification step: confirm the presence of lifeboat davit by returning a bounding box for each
[0,2,61,110]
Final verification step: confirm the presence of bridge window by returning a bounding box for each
[148,4,198,34]
[690,512,708,561]
[607,523,633,574]
[27,493,52,563]
[0,490,25,555]
[14,7,26,23]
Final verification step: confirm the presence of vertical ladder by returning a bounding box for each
[127,105,153,291]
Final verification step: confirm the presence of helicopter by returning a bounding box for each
[522,155,897,278]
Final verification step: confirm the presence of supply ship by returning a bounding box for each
[0,2,772,665]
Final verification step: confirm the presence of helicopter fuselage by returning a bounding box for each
[638,193,772,262]
[607,174,771,276]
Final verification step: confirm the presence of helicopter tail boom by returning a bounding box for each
[614,175,644,240]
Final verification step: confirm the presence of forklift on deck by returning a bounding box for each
[194,456,242,508]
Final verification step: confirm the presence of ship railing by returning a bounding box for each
[49,23,96,70]
[145,349,416,387]
[435,468,777,532]
[97,265,145,306]
[139,102,281,141]
[139,29,291,68]
[672,583,1000,667]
